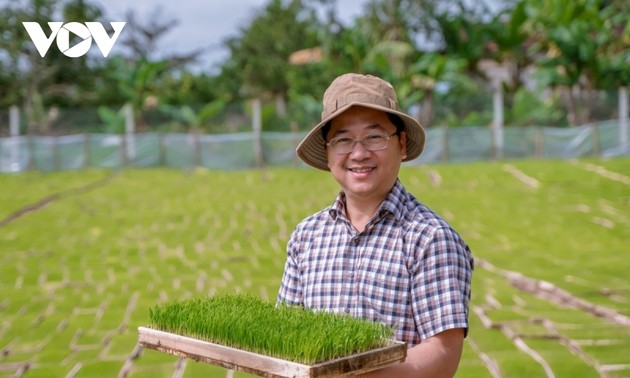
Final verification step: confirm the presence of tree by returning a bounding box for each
[409,52,468,127]
[522,0,620,126]
[0,0,106,132]
[591,0,630,89]
[220,0,321,119]
[95,7,204,130]
[356,0,495,127]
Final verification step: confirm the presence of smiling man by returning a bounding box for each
[277,73,474,377]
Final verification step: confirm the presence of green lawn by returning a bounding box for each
[0,157,628,377]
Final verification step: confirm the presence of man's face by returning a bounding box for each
[326,106,407,202]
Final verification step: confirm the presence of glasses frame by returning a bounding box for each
[325,132,398,155]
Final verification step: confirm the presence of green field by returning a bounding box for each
[1,157,629,377]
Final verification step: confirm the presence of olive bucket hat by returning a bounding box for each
[296,73,426,171]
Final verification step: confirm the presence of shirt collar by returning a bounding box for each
[378,179,406,222]
[328,192,346,221]
[328,179,406,223]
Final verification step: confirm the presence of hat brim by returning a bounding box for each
[296,102,425,171]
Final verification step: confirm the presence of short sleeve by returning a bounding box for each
[276,231,303,306]
[410,226,473,339]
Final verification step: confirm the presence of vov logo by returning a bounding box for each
[22,21,126,58]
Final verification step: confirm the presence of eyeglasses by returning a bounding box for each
[325,132,398,155]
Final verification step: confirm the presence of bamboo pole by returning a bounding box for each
[591,123,600,157]
[441,124,449,162]
[120,133,128,167]
[492,81,504,160]
[252,98,264,168]
[53,136,60,171]
[290,121,300,166]
[83,133,90,168]
[124,103,135,163]
[28,134,35,171]
[620,87,628,153]
[159,132,166,167]
[535,127,544,159]
[193,132,201,167]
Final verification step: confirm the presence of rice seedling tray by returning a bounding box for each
[138,326,406,377]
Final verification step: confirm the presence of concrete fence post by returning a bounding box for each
[9,106,19,137]
[9,106,20,171]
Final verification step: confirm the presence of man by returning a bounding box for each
[277,73,473,377]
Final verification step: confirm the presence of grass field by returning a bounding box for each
[0,157,629,377]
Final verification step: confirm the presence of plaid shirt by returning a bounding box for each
[276,180,473,346]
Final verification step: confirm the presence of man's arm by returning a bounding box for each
[359,328,465,378]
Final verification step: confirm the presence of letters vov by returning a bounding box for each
[22,21,126,58]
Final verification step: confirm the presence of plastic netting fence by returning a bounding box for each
[0,120,628,173]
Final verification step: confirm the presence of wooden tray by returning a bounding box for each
[138,327,406,377]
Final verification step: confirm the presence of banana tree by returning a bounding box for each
[522,0,608,126]
[409,52,468,128]
[98,56,169,130]
[158,100,227,133]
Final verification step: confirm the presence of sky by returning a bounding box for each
[90,0,370,71]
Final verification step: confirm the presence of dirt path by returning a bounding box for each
[0,172,118,228]
[578,162,630,186]
[477,258,630,326]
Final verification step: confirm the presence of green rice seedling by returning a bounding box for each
[148,293,395,364]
